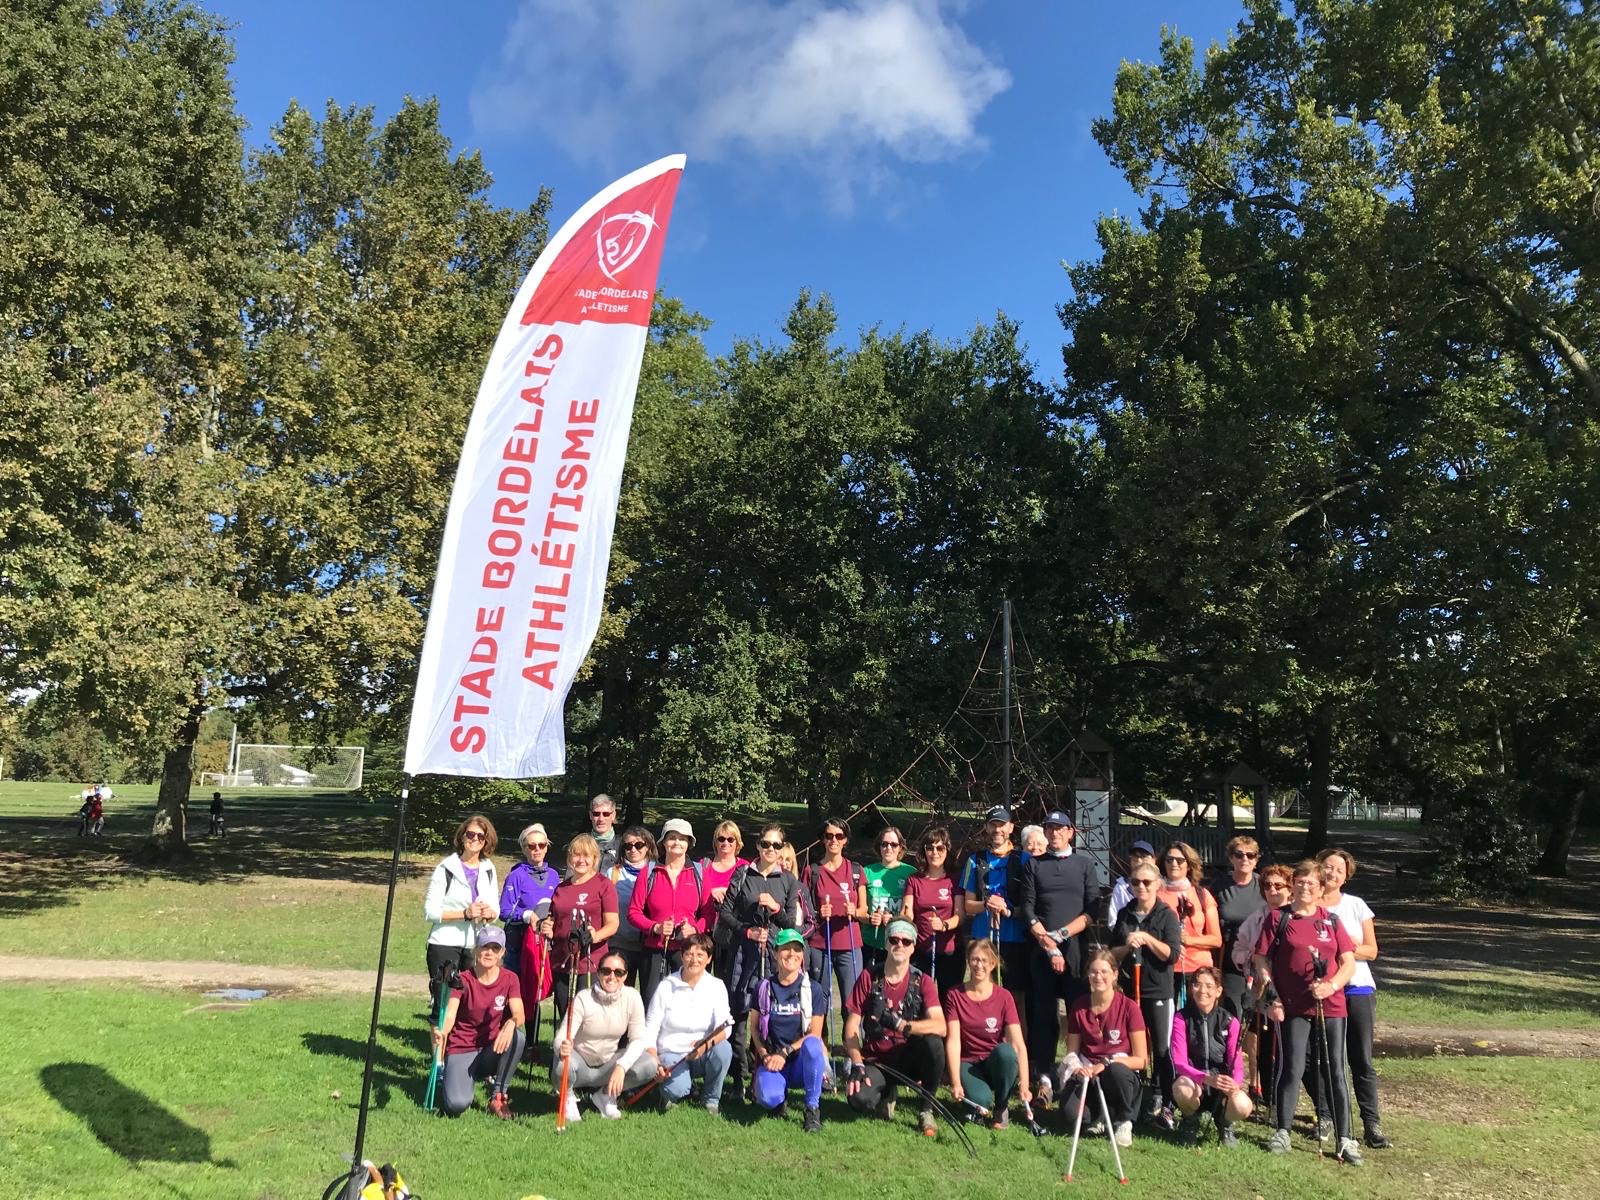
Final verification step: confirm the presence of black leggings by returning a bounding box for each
[553,971,593,1029]
[1277,1014,1351,1140]
[1063,1062,1143,1126]
[638,947,682,1012]
[1345,991,1381,1128]
[426,944,472,1023]
[1139,996,1175,1108]
[846,1036,946,1112]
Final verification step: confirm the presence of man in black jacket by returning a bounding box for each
[1018,809,1098,1099]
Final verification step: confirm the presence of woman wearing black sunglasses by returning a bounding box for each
[552,950,656,1121]
[609,826,658,987]
[716,824,801,1096]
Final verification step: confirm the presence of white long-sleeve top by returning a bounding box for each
[568,984,650,1069]
[642,970,731,1058]
[423,853,501,948]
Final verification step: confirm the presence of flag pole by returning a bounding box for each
[341,774,411,1200]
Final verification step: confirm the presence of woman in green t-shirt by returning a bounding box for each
[862,825,917,976]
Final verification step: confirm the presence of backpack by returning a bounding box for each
[755,973,814,1044]
[863,966,927,1038]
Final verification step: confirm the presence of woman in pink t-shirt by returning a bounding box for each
[944,939,1030,1129]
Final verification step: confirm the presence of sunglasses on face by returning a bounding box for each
[1231,851,1259,860]
[1131,879,1158,888]
[878,840,900,849]
[759,840,784,851]
[924,843,947,852]
[622,841,647,852]
[597,967,627,978]
[822,832,846,841]
[887,936,915,947]
[527,841,548,850]
[591,811,614,820]
[463,831,486,842]
[1164,856,1187,864]
[715,835,738,844]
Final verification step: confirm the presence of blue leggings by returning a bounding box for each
[754,1035,828,1108]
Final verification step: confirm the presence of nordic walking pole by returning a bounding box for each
[624,1020,734,1109]
[522,927,551,1103]
[1095,1075,1129,1185]
[554,917,585,1132]
[423,986,449,1113]
[1311,947,1335,1155]
[1064,1071,1092,1182]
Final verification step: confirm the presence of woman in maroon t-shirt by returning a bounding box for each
[434,926,526,1118]
[944,939,1030,1129]
[901,825,965,990]
[1253,859,1359,1163]
[1062,949,1148,1147]
[805,817,868,1010]
[539,833,620,1022]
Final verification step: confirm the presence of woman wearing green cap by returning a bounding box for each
[749,927,828,1131]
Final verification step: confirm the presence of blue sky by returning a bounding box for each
[211,0,1247,380]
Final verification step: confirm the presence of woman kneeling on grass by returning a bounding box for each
[945,938,1031,1129]
[1171,966,1250,1147]
[750,928,828,1131]
[1059,949,1148,1148]
[642,933,734,1113]
[553,951,656,1122]
[434,926,526,1118]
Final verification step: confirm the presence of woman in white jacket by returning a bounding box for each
[424,814,502,1019]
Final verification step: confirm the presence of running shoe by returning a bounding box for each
[803,1105,822,1134]
[1114,1121,1133,1148]
[1267,1128,1291,1154]
[1219,1124,1239,1148]
[991,1107,1010,1131]
[1176,1112,1203,1144]
[1338,1137,1364,1166]
[1155,1104,1177,1132]
[1315,1116,1333,1142]
[919,1109,938,1138]
[875,1094,897,1121]
[594,1092,622,1120]
[1364,1123,1392,1149]
[1035,1074,1053,1109]
[705,1099,721,1117]
[489,1091,514,1121]
[561,1091,581,1123]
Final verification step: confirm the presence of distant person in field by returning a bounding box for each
[76,790,96,837]
[423,814,501,1021]
[587,793,619,874]
[433,925,525,1119]
[208,791,226,837]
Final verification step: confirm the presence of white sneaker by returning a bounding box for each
[597,1092,622,1120]
[562,1092,582,1123]
[1114,1120,1133,1147]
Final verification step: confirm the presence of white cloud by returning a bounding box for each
[472,0,1010,211]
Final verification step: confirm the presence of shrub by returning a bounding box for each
[1427,776,1539,902]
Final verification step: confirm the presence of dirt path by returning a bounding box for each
[0,953,429,997]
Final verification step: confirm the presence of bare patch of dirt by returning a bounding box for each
[1377,1022,1600,1059]
[0,953,427,996]
[1383,1072,1523,1126]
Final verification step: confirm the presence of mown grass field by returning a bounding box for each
[2,781,1597,1199]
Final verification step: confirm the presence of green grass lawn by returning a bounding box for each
[6,980,1598,1200]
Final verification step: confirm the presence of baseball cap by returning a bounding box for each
[1043,810,1074,827]
[476,926,506,950]
[659,817,696,845]
[1129,839,1156,857]
[773,928,806,949]
[984,805,1011,823]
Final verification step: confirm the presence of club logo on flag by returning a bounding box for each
[597,209,658,281]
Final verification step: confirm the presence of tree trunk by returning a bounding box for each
[144,703,203,859]
[1303,707,1335,856]
[1538,785,1586,876]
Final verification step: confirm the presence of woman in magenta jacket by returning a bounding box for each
[1171,966,1251,1146]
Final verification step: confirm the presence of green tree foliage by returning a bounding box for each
[1061,0,1599,862]
[0,2,547,853]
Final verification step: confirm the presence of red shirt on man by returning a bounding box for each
[847,968,940,1058]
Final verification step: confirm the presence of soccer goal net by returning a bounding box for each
[224,744,365,790]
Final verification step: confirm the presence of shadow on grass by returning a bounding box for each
[40,1062,235,1168]
[1386,976,1600,1019]
[301,1030,426,1110]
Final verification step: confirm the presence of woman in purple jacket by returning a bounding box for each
[500,823,559,976]
[1171,966,1251,1147]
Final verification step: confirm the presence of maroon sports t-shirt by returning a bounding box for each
[806,861,863,952]
[944,984,1018,1062]
[445,968,521,1054]
[551,874,618,973]
[903,873,963,956]
[847,968,942,1057]
[1255,905,1355,1019]
[1066,991,1146,1062]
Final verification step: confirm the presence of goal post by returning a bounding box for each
[225,744,365,790]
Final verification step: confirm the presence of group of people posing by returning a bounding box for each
[421,795,1386,1167]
